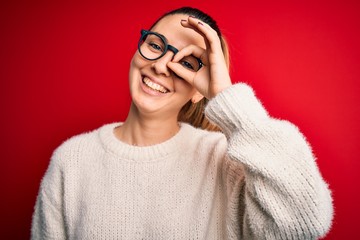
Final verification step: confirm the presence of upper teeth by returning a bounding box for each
[143,78,168,93]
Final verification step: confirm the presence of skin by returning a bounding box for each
[114,14,232,146]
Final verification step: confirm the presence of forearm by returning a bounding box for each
[205,83,333,239]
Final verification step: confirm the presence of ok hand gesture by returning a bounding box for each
[168,16,232,99]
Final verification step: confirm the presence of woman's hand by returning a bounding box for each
[167,16,232,99]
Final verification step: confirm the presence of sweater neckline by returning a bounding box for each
[99,122,192,162]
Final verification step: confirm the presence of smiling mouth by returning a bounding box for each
[142,77,169,93]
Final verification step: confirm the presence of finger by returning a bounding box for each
[172,45,207,64]
[194,20,223,55]
[183,17,223,57]
[180,18,200,32]
[185,16,218,40]
[180,18,209,46]
[167,62,195,85]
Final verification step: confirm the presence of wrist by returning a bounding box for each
[210,82,232,99]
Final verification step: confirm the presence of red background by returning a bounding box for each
[1,0,359,239]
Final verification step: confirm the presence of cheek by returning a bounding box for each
[131,51,147,68]
[129,53,145,83]
[174,79,197,98]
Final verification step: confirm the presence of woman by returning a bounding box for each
[31,7,333,239]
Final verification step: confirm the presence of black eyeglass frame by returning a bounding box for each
[138,29,203,71]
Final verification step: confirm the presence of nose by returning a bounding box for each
[151,51,175,77]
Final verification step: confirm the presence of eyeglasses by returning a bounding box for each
[138,29,203,72]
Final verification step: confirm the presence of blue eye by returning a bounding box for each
[179,55,201,72]
[149,42,162,51]
[180,60,195,70]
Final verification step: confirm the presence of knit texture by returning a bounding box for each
[31,83,333,239]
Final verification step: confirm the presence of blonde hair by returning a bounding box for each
[178,35,230,132]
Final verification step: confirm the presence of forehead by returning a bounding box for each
[151,14,206,49]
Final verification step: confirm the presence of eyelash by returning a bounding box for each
[180,61,195,70]
[146,40,197,71]
[149,43,163,52]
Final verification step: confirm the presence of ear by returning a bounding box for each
[191,91,204,103]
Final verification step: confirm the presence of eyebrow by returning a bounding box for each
[149,30,168,41]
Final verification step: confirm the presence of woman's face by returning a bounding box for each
[128,14,206,118]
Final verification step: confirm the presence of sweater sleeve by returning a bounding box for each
[31,150,66,240]
[205,83,333,240]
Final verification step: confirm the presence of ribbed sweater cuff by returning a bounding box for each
[205,83,269,137]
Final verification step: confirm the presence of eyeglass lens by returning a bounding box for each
[139,32,202,72]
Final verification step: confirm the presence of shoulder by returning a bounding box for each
[54,126,98,156]
[51,123,118,166]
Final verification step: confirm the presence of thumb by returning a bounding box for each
[167,62,195,86]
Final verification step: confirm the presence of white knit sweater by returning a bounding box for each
[31,83,333,239]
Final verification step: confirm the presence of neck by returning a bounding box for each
[114,103,180,146]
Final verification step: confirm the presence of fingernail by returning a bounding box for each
[189,15,195,18]
[198,21,203,26]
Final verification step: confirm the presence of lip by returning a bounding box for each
[141,75,171,94]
